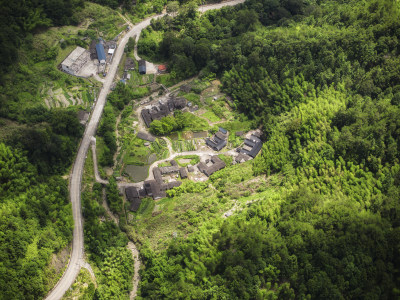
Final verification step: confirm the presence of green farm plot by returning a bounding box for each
[202,110,221,123]
[151,139,169,160]
[182,92,201,106]
[172,140,197,152]
[132,87,151,99]
[191,79,210,94]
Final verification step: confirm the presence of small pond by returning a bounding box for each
[124,154,158,182]
[192,131,208,138]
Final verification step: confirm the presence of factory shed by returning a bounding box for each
[96,43,106,64]
[61,46,90,75]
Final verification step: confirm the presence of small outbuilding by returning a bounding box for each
[125,187,142,212]
[139,60,146,74]
[125,57,135,71]
[158,64,167,73]
[137,131,156,142]
[179,167,188,179]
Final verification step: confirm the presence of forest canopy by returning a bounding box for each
[137,0,400,299]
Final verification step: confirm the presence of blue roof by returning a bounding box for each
[219,127,227,134]
[96,43,106,62]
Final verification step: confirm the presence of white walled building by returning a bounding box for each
[61,46,90,75]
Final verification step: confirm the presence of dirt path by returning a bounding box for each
[102,188,119,224]
[93,73,105,83]
[101,186,141,299]
[161,137,174,156]
[113,113,123,168]
[222,199,258,218]
[80,261,97,287]
[128,242,141,300]
[91,140,108,185]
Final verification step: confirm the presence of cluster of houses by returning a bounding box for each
[124,131,263,211]
[141,97,187,127]
[125,159,189,211]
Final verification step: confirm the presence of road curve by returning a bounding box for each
[45,1,245,299]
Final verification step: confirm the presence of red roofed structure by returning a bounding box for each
[158,64,167,73]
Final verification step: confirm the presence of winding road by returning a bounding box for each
[45,1,245,299]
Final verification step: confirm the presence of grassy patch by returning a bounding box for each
[219,119,253,134]
[175,155,200,166]
[77,2,126,40]
[156,74,180,87]
[62,268,95,300]
[181,112,209,132]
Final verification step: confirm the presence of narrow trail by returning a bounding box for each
[161,137,174,156]
[117,11,133,27]
[102,188,119,225]
[128,242,141,300]
[113,113,123,168]
[91,141,108,185]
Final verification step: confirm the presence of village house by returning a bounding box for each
[137,131,156,142]
[239,135,262,158]
[206,128,228,151]
[141,97,188,127]
[197,156,226,177]
[125,186,142,211]
[158,64,167,73]
[179,167,188,179]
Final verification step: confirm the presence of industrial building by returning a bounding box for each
[96,43,106,64]
[61,46,90,75]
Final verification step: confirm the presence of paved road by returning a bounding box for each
[45,1,246,299]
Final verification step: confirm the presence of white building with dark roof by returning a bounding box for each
[61,46,90,75]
